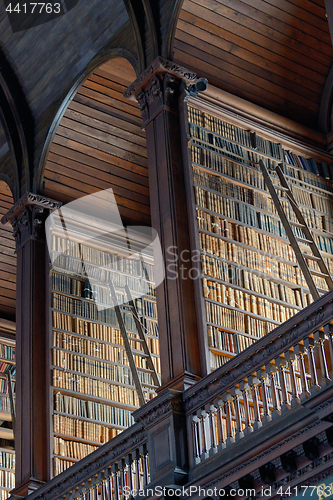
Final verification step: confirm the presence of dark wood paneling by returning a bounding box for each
[44,58,150,226]
[174,0,333,129]
[0,182,16,320]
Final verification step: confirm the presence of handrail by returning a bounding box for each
[20,422,148,500]
[183,288,333,467]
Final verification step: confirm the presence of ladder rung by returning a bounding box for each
[142,383,159,389]
[309,269,330,278]
[128,336,144,342]
[272,184,289,191]
[132,349,149,357]
[302,253,321,261]
[297,237,313,245]
[288,220,305,228]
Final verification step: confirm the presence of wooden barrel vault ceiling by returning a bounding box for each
[43,57,150,226]
[174,0,333,130]
[0,181,16,321]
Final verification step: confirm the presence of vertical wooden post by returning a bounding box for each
[1,193,61,496]
[125,57,206,390]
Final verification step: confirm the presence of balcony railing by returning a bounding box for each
[17,289,333,500]
[18,422,149,500]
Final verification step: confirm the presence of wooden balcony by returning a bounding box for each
[15,289,333,500]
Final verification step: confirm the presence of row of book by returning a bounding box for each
[52,235,155,279]
[189,106,333,181]
[53,293,139,331]
[53,369,140,406]
[199,233,299,283]
[201,259,302,306]
[193,166,325,232]
[0,452,14,470]
[208,326,256,354]
[54,393,134,427]
[54,437,98,460]
[198,217,297,263]
[283,150,333,184]
[0,379,15,396]
[205,301,276,338]
[203,281,298,323]
[54,414,120,443]
[0,346,14,363]
[53,457,75,475]
[0,396,12,415]
[0,470,14,490]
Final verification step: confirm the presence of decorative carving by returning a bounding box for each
[1,192,61,249]
[124,56,196,99]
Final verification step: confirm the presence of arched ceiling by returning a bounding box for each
[174,0,333,130]
[43,57,150,226]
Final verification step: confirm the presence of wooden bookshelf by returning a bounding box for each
[0,329,15,500]
[185,102,333,371]
[49,221,160,477]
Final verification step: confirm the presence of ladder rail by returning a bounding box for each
[259,159,320,300]
[8,370,15,438]
[108,280,146,407]
[124,285,160,388]
[275,165,333,289]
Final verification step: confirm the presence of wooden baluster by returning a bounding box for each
[230,388,244,441]
[275,358,290,412]
[285,352,300,407]
[100,481,107,500]
[199,409,209,460]
[191,414,201,462]
[294,344,310,399]
[239,382,252,435]
[93,483,99,500]
[266,364,281,418]
[141,446,149,486]
[215,397,226,450]
[112,465,120,500]
[258,369,271,423]
[324,323,333,377]
[314,331,331,386]
[248,376,262,430]
[107,473,113,500]
[125,454,134,498]
[223,393,235,445]
[206,403,218,455]
[133,449,141,493]
[304,337,321,394]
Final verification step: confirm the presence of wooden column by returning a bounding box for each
[125,58,205,390]
[2,193,61,497]
[325,1,333,47]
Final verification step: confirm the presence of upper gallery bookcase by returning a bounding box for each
[183,98,333,371]
[48,208,160,477]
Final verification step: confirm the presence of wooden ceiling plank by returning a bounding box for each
[55,126,148,168]
[175,40,319,112]
[0,271,16,283]
[286,0,326,18]
[240,0,331,45]
[263,0,330,33]
[177,16,324,93]
[174,49,318,127]
[74,94,142,127]
[45,161,150,204]
[190,0,333,59]
[48,144,149,186]
[86,74,137,106]
[44,180,151,216]
[67,103,146,143]
[175,30,321,105]
[0,280,16,291]
[80,83,142,118]
[183,0,330,74]
[51,137,148,177]
[47,152,149,192]
[59,117,148,159]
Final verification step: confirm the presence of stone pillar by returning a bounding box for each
[125,58,206,390]
[1,193,61,497]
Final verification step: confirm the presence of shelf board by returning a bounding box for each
[53,432,105,447]
[53,411,129,431]
[202,274,302,311]
[52,387,138,412]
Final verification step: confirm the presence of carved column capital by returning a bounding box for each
[1,192,61,250]
[124,57,196,126]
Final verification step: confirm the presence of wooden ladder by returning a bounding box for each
[108,281,160,406]
[259,159,333,301]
